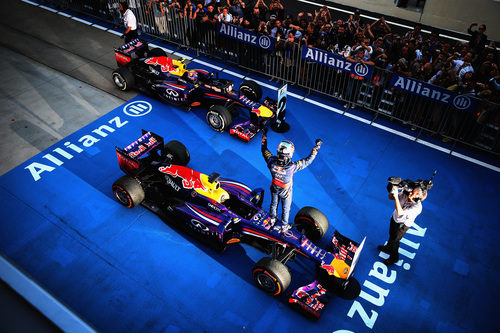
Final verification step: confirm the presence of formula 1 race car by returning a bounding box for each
[112,39,281,142]
[112,130,365,298]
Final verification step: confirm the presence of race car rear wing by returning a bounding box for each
[330,230,366,280]
[114,38,148,67]
[116,130,165,177]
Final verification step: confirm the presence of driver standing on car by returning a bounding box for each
[261,128,322,231]
[120,2,138,43]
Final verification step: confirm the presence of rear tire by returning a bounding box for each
[252,257,291,296]
[239,80,262,101]
[206,105,232,132]
[147,47,167,57]
[112,175,145,208]
[112,67,135,91]
[294,206,329,241]
[165,140,190,166]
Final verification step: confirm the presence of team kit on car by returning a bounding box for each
[111,39,366,319]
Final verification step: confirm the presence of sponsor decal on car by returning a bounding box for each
[159,165,207,191]
[187,219,218,237]
[283,230,298,240]
[144,57,175,72]
[208,202,222,213]
[124,132,158,158]
[165,176,181,192]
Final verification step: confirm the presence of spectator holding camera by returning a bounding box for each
[448,51,474,86]
[347,8,364,34]
[183,0,196,19]
[218,6,233,23]
[371,36,388,66]
[315,5,332,25]
[254,0,268,22]
[352,35,373,61]
[379,184,427,266]
[230,0,245,18]
[268,0,285,21]
[258,20,269,35]
[404,23,423,44]
[468,22,488,56]
[429,61,457,88]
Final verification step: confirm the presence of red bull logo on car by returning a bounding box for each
[144,57,175,72]
[159,165,207,191]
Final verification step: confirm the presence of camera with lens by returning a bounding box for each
[386,170,437,195]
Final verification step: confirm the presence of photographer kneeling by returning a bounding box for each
[379,183,427,266]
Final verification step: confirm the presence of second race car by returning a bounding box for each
[112,130,365,298]
[112,39,282,142]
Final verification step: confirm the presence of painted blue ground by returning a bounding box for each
[1,77,500,332]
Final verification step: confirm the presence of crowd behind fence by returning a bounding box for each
[46,0,500,157]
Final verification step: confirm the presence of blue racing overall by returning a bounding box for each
[261,134,321,225]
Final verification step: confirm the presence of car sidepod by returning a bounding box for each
[152,82,189,105]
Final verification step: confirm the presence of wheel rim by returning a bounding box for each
[256,272,277,293]
[113,74,125,89]
[113,186,130,205]
[241,87,256,100]
[207,111,223,131]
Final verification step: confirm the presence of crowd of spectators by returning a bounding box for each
[133,0,499,104]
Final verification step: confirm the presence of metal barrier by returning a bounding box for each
[43,0,500,158]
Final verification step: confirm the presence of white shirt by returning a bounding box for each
[218,12,233,23]
[392,192,422,227]
[453,59,474,76]
[354,45,373,61]
[123,9,137,30]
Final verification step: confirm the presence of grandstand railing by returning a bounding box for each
[44,0,500,158]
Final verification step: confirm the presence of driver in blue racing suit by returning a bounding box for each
[261,128,322,229]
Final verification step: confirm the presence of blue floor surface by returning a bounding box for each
[1,89,500,332]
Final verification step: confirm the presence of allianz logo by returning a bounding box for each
[123,101,152,117]
[25,101,152,181]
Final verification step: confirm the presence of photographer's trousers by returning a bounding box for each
[386,217,410,261]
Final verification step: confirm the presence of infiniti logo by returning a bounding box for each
[190,219,209,232]
[123,101,152,117]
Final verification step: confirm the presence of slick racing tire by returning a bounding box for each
[165,140,190,166]
[239,80,262,102]
[294,206,329,241]
[147,47,167,57]
[252,257,291,296]
[206,105,232,132]
[112,175,145,208]
[112,67,135,91]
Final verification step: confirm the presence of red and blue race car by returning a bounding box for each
[112,39,282,142]
[112,130,365,299]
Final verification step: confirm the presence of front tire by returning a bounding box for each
[206,105,232,132]
[252,257,291,296]
[112,67,135,91]
[239,80,262,101]
[165,140,190,166]
[112,175,145,208]
[294,206,329,241]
